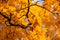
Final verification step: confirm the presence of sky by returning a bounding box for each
[33,0,44,6]
[37,0,43,2]
[38,0,44,6]
[34,0,43,2]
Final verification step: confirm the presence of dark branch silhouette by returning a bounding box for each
[0,0,31,29]
[0,12,28,29]
[0,0,59,29]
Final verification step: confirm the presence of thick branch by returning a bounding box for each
[34,4,55,14]
[0,12,28,29]
[26,0,30,18]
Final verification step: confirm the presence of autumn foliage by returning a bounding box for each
[0,0,60,40]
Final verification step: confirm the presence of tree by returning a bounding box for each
[0,0,60,40]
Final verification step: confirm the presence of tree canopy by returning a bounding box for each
[0,0,60,40]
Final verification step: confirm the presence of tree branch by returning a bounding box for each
[0,1,58,29]
[0,12,28,29]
